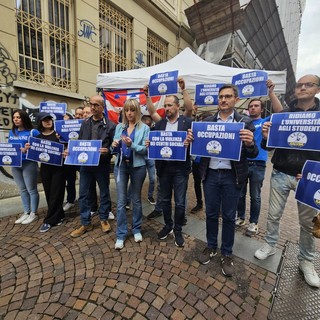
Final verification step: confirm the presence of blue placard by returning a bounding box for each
[0,143,22,167]
[65,140,102,166]
[39,102,67,120]
[267,112,320,151]
[195,83,224,106]
[232,71,268,98]
[148,131,187,161]
[191,122,244,160]
[54,119,84,143]
[26,137,64,166]
[296,160,320,210]
[148,70,178,96]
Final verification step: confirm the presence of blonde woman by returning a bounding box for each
[111,99,150,249]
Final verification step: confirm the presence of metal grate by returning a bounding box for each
[99,1,133,73]
[16,0,76,91]
[268,241,320,320]
[147,31,168,66]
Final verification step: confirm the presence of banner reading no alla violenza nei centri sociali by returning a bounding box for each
[148,131,187,161]
[26,137,64,166]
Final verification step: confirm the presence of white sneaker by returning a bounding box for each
[91,211,97,216]
[108,212,115,220]
[235,218,245,226]
[254,243,276,260]
[15,212,29,224]
[63,202,75,211]
[115,239,124,250]
[134,233,143,243]
[246,223,259,236]
[299,260,320,288]
[21,212,37,225]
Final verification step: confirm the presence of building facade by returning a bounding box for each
[0,0,194,139]
[0,0,195,198]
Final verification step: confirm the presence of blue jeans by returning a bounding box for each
[114,163,146,240]
[203,169,241,256]
[265,169,317,262]
[127,159,155,202]
[158,168,189,233]
[237,162,266,224]
[79,164,111,226]
[12,160,39,213]
[146,159,155,198]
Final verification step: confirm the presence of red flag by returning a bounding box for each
[103,90,165,124]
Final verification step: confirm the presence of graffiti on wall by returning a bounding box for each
[134,50,145,68]
[0,42,17,87]
[78,19,97,42]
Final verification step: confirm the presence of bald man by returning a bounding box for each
[71,95,116,237]
[255,74,320,288]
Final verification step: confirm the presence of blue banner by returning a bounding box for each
[65,140,102,166]
[191,122,244,160]
[232,71,268,99]
[26,137,64,166]
[149,70,178,96]
[296,160,320,210]
[267,112,320,151]
[148,131,187,161]
[54,119,84,143]
[0,143,22,167]
[195,83,224,106]
[39,102,67,120]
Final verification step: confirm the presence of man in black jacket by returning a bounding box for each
[197,84,258,277]
[70,95,116,237]
[152,94,192,248]
[255,74,320,288]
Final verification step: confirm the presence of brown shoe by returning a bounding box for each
[70,225,93,238]
[312,214,320,238]
[101,220,111,233]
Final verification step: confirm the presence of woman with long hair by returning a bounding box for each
[9,109,40,224]
[111,99,150,250]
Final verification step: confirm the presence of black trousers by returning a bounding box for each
[40,163,65,225]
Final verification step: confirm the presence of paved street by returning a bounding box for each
[0,162,319,319]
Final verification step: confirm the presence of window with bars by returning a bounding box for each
[99,1,133,73]
[16,0,76,91]
[147,31,168,66]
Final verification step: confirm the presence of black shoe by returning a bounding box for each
[125,201,130,210]
[174,232,185,247]
[183,218,187,225]
[147,210,162,219]
[221,255,234,277]
[148,196,156,205]
[158,226,173,240]
[198,247,217,265]
[191,203,203,213]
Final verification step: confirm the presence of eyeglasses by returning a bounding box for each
[164,103,175,107]
[295,82,319,89]
[218,94,234,100]
[89,102,101,108]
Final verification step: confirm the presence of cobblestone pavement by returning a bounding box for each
[0,161,319,319]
